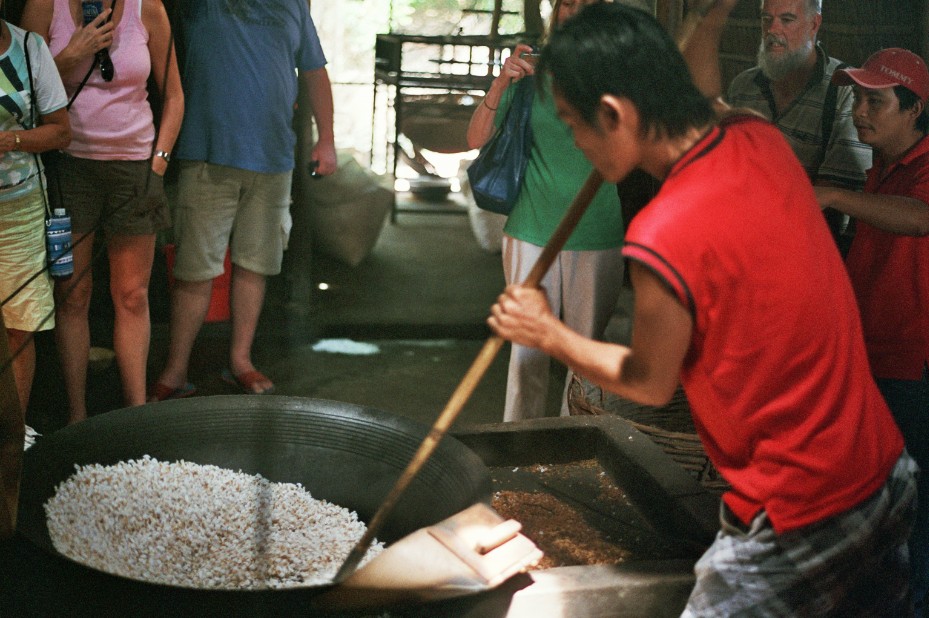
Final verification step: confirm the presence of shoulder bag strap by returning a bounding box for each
[22,30,54,221]
[813,62,847,181]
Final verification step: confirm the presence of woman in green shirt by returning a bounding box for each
[467,0,624,421]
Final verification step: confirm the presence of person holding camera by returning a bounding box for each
[21,0,183,423]
[0,12,70,412]
[466,0,626,422]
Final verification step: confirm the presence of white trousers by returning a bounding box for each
[501,235,625,422]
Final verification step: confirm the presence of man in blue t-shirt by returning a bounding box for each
[150,0,336,400]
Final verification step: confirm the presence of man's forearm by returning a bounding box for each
[297,68,335,145]
[817,186,929,236]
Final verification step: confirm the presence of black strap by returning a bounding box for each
[22,30,53,221]
[814,61,847,180]
[23,31,34,126]
[66,60,95,110]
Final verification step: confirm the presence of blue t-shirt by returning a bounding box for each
[176,0,327,173]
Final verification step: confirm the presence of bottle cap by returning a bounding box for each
[53,208,66,216]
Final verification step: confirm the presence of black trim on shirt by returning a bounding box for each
[668,126,725,180]
[625,242,696,316]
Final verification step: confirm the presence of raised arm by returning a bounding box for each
[21,0,114,79]
[466,43,536,151]
[680,0,739,103]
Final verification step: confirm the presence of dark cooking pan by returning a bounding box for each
[15,396,492,613]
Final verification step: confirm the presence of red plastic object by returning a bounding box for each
[163,244,231,323]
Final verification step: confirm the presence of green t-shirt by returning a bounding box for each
[495,77,624,250]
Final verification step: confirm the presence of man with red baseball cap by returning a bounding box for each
[833,48,929,103]
[817,46,929,615]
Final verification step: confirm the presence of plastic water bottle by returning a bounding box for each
[46,208,73,278]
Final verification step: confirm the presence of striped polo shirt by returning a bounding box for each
[727,44,872,190]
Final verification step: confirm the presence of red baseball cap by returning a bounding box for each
[833,48,929,103]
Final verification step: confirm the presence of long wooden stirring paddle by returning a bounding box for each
[334,171,603,581]
[335,0,718,581]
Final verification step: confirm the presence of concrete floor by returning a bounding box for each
[26,193,574,435]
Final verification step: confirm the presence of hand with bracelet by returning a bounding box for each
[466,43,537,150]
[151,147,170,176]
[0,130,21,154]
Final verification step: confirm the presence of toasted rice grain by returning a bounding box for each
[44,456,384,589]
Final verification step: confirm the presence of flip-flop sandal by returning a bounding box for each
[221,368,276,395]
[148,381,197,402]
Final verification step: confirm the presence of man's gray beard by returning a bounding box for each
[757,40,814,82]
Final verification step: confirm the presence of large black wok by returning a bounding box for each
[15,396,491,614]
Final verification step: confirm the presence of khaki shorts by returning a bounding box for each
[47,153,170,237]
[172,161,292,281]
[0,186,54,332]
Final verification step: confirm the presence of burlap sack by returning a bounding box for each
[298,150,393,267]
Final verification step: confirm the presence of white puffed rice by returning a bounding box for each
[44,455,384,589]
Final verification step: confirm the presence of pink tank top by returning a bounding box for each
[48,0,154,159]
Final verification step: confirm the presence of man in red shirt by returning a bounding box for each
[489,2,917,614]
[815,47,929,617]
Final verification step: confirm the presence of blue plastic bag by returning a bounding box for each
[467,77,535,216]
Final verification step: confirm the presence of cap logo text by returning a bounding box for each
[879,64,914,85]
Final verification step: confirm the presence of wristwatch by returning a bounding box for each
[155,150,171,162]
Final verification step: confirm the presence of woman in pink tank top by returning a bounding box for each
[21,0,183,424]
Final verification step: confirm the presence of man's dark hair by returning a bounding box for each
[538,2,713,139]
[895,85,929,134]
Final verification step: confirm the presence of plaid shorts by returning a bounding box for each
[682,451,918,617]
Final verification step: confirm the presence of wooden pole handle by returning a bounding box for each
[334,171,604,582]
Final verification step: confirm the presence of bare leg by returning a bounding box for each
[228,264,273,393]
[153,277,213,393]
[5,329,35,411]
[54,232,95,423]
[107,234,156,408]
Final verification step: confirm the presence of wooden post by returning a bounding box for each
[523,0,544,38]
[490,0,504,40]
[923,1,929,60]
[0,311,25,540]
[655,0,685,40]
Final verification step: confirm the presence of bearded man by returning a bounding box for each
[727,0,871,254]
